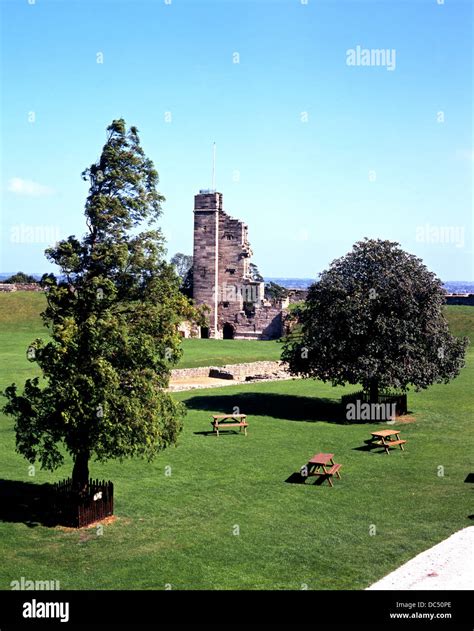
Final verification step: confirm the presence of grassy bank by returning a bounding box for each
[0,293,472,589]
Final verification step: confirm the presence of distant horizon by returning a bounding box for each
[1,271,473,289]
[2,272,474,282]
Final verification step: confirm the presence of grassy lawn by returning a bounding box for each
[0,294,472,589]
[0,293,281,375]
[175,337,281,368]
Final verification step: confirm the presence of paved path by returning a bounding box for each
[367,527,474,590]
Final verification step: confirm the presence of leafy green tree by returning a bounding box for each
[249,262,264,283]
[3,119,198,493]
[4,272,38,284]
[171,253,193,280]
[171,253,193,299]
[181,265,194,300]
[265,281,288,302]
[282,239,468,403]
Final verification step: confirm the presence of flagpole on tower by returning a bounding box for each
[212,142,216,191]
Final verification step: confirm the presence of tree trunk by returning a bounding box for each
[72,451,90,494]
[369,379,379,404]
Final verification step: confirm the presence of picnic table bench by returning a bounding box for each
[300,453,342,487]
[367,429,407,454]
[211,414,248,437]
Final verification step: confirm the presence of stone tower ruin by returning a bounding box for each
[192,190,286,339]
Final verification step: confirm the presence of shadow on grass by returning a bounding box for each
[464,473,474,483]
[285,472,329,486]
[185,392,350,424]
[352,444,389,455]
[193,430,245,437]
[285,472,306,484]
[0,479,59,527]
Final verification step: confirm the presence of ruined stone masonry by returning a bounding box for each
[0,283,42,292]
[192,190,287,339]
[169,361,294,392]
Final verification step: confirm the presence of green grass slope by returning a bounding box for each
[0,293,472,589]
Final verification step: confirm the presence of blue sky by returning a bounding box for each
[1,0,472,280]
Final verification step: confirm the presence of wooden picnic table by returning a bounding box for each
[211,414,248,437]
[300,452,342,487]
[368,429,406,454]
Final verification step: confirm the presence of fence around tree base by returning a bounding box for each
[53,478,114,528]
[340,390,408,418]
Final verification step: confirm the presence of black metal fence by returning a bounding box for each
[53,478,114,528]
[341,390,408,417]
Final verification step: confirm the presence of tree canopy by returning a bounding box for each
[171,252,193,299]
[171,253,193,281]
[249,262,264,283]
[265,281,288,302]
[246,263,289,303]
[3,119,199,491]
[4,272,38,284]
[282,239,468,401]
